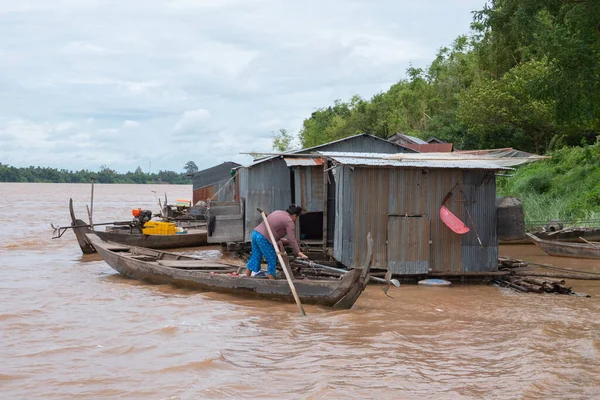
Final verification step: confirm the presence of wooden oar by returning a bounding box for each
[257,208,306,316]
[579,236,600,249]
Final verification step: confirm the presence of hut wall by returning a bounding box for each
[334,166,498,273]
[461,170,498,272]
[316,134,407,154]
[193,177,239,204]
[192,161,240,205]
[240,158,292,242]
[294,167,324,213]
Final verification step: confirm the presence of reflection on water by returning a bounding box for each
[1,183,599,399]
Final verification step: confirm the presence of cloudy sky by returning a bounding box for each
[0,0,485,173]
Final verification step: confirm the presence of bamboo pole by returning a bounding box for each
[258,208,306,316]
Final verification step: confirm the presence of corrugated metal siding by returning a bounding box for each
[387,216,430,274]
[318,135,407,154]
[461,170,498,272]
[193,178,239,204]
[334,166,498,273]
[428,170,464,272]
[294,167,324,212]
[333,166,354,265]
[192,162,240,190]
[242,158,292,241]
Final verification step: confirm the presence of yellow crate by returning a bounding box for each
[142,221,176,235]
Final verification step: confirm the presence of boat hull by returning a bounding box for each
[69,198,207,254]
[526,233,600,260]
[86,233,370,309]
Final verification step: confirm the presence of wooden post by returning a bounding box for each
[258,208,306,316]
[88,177,95,229]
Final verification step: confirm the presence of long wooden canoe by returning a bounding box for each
[501,227,600,245]
[86,233,372,309]
[70,199,208,254]
[526,233,600,260]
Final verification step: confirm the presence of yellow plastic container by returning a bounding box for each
[142,221,176,235]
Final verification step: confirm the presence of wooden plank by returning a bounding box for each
[156,260,230,268]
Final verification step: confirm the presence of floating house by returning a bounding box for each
[207,134,412,244]
[207,136,545,275]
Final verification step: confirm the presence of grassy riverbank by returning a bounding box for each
[498,141,600,228]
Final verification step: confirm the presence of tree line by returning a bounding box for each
[0,161,200,184]
[283,0,600,154]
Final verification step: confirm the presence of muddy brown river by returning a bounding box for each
[1,183,599,399]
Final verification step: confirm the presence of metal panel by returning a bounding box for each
[284,157,323,166]
[320,151,510,170]
[461,170,498,272]
[427,170,464,272]
[294,166,324,213]
[206,201,244,243]
[192,161,240,190]
[243,158,292,242]
[193,178,238,205]
[387,216,430,274]
[334,166,498,274]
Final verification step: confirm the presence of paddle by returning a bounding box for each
[257,208,306,316]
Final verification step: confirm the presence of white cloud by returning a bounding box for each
[0,0,486,172]
[173,109,211,135]
[122,120,140,129]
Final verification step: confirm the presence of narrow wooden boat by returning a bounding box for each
[69,199,208,254]
[86,233,372,309]
[501,227,600,245]
[526,233,600,260]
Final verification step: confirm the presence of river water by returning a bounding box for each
[1,183,599,399]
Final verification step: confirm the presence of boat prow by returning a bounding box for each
[526,233,600,260]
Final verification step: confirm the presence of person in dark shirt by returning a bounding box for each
[245,204,308,279]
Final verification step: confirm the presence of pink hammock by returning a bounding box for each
[440,186,470,234]
[440,205,470,234]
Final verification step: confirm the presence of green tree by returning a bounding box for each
[184,161,199,174]
[272,129,294,152]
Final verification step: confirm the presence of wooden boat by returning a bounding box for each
[85,233,372,309]
[526,233,600,259]
[501,227,600,245]
[69,199,208,254]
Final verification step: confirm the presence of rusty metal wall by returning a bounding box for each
[193,178,238,205]
[461,170,498,271]
[239,158,292,241]
[294,166,324,213]
[334,166,498,273]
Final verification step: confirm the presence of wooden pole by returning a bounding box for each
[579,236,600,249]
[88,177,95,229]
[258,208,306,316]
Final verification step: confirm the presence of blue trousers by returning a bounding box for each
[247,231,277,276]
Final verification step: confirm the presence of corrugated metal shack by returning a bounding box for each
[207,134,412,244]
[320,151,509,274]
[192,161,241,205]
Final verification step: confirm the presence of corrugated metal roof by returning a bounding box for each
[403,143,454,153]
[319,152,512,170]
[246,133,412,167]
[284,157,324,166]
